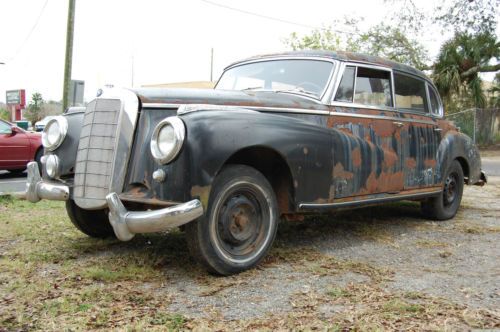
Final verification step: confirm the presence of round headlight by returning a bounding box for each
[45,154,60,179]
[42,116,68,151]
[150,117,185,164]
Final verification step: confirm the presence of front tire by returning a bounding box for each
[186,165,279,275]
[421,160,464,220]
[66,200,116,238]
[34,148,43,173]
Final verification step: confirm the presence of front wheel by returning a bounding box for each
[186,165,279,275]
[66,200,116,238]
[421,160,464,220]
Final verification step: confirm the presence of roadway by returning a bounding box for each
[0,156,499,196]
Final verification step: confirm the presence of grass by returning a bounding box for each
[1,197,499,330]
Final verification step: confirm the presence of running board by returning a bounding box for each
[299,189,442,211]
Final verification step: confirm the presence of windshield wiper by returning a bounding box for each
[274,87,319,98]
[241,86,264,91]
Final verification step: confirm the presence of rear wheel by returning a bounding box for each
[421,160,464,220]
[186,165,279,275]
[66,200,115,238]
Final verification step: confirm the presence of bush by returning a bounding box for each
[0,108,10,121]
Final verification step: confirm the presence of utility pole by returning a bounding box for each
[210,48,214,82]
[131,55,134,88]
[62,0,76,111]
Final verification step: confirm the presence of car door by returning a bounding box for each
[393,72,441,189]
[328,64,405,199]
[0,120,31,168]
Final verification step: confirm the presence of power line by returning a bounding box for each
[199,0,359,36]
[10,0,49,61]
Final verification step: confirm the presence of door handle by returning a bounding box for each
[434,128,442,132]
[392,121,404,128]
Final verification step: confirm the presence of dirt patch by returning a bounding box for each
[1,179,499,330]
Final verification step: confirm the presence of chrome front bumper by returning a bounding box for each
[26,162,70,202]
[26,162,204,241]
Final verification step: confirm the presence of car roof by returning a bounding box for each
[225,50,427,80]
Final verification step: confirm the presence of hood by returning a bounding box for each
[133,88,329,111]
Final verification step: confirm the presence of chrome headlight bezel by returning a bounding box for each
[42,116,68,151]
[150,116,186,165]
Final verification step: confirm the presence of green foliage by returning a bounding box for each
[24,92,44,125]
[488,73,500,108]
[283,18,362,53]
[359,23,429,70]
[435,0,499,34]
[433,32,500,108]
[283,21,429,70]
[0,107,10,121]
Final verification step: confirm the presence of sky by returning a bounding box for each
[0,0,486,104]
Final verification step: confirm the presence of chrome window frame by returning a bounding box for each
[330,62,443,120]
[214,56,339,103]
[330,61,395,111]
[392,70,432,116]
[426,82,444,118]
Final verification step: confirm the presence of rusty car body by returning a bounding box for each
[26,50,486,275]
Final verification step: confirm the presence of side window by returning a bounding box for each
[334,66,355,102]
[354,67,393,107]
[428,85,441,116]
[334,66,393,107]
[394,73,428,112]
[0,121,11,134]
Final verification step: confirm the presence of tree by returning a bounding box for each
[432,32,500,108]
[488,73,500,108]
[24,92,45,125]
[0,108,9,121]
[283,22,429,70]
[435,0,499,34]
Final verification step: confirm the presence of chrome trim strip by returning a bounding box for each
[106,192,204,241]
[177,104,257,115]
[299,189,442,210]
[253,106,330,115]
[157,103,437,123]
[143,103,180,109]
[176,103,330,116]
[328,110,437,125]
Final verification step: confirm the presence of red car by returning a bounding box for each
[0,119,43,173]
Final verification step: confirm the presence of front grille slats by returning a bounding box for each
[73,99,121,209]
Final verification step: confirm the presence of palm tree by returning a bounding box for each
[432,32,500,110]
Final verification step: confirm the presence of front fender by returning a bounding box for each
[182,108,333,204]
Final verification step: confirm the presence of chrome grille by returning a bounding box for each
[73,99,121,209]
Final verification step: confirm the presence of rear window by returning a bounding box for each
[394,73,428,112]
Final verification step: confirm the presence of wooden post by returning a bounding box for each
[62,0,76,110]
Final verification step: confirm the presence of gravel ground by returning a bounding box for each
[1,161,499,330]
[143,176,500,321]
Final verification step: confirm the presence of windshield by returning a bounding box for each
[216,59,334,99]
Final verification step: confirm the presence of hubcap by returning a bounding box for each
[213,185,271,262]
[219,196,258,244]
[443,172,458,206]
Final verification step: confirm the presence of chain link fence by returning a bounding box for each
[446,108,500,146]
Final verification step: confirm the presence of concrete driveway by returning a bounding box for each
[0,170,27,195]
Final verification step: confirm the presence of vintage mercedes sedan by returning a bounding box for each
[26,51,486,275]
